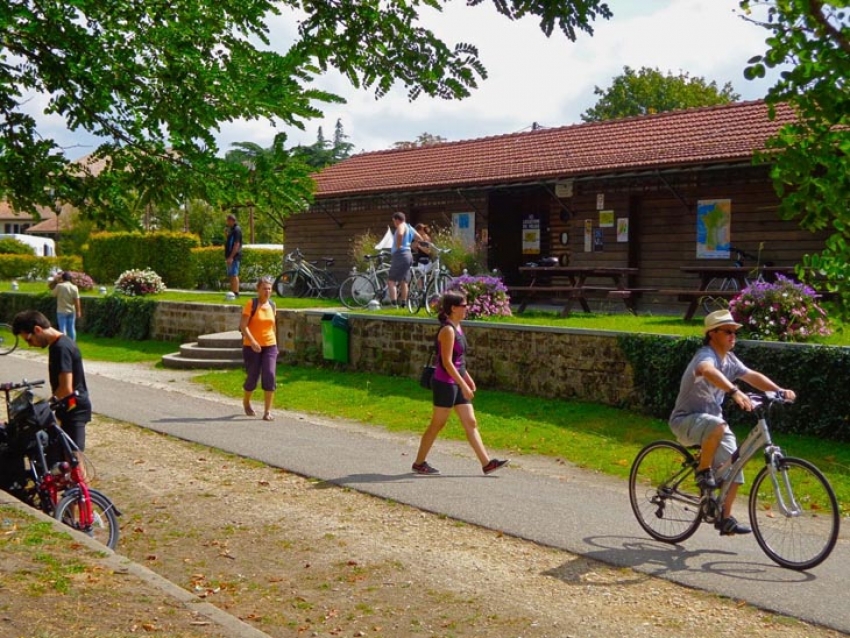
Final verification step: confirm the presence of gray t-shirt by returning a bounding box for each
[669,346,750,426]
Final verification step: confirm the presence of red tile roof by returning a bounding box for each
[314,100,794,198]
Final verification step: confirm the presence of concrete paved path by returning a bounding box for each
[2,354,847,633]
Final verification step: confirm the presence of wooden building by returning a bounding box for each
[283,100,826,311]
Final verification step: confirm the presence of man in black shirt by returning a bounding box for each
[11,310,92,450]
[225,213,243,297]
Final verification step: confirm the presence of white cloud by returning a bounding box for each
[21,0,783,159]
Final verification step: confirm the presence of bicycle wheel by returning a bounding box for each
[55,487,120,550]
[749,456,839,570]
[0,323,18,355]
[629,441,703,543]
[424,271,452,315]
[274,270,309,298]
[406,269,426,313]
[339,275,377,309]
[701,277,739,314]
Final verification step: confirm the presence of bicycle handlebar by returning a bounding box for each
[0,379,45,392]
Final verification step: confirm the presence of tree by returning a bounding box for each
[1,0,612,224]
[740,0,850,314]
[580,66,741,122]
[393,132,449,149]
[224,132,315,244]
[292,119,355,168]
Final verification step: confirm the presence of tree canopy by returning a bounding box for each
[580,66,740,122]
[0,0,612,225]
[740,0,849,313]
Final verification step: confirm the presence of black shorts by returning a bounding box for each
[432,378,470,408]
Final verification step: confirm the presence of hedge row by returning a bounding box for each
[0,255,83,280]
[619,334,850,442]
[0,291,157,341]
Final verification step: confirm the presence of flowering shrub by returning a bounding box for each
[729,275,831,342]
[114,268,166,296]
[66,270,95,291]
[447,275,512,319]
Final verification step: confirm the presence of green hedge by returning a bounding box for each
[84,231,200,289]
[193,246,283,290]
[0,292,156,340]
[0,255,83,280]
[619,334,850,442]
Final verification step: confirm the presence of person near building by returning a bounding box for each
[224,213,243,297]
[386,212,423,307]
[412,290,509,476]
[239,276,278,421]
[50,271,82,341]
[669,310,796,536]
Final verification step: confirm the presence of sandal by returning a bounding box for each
[262,412,274,421]
[243,403,256,417]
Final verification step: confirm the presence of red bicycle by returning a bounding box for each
[0,379,120,549]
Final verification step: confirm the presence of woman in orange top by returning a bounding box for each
[239,276,278,421]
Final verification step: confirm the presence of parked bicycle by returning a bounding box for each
[0,323,18,355]
[701,244,770,314]
[273,248,341,299]
[406,246,453,314]
[629,391,839,570]
[338,250,392,309]
[0,379,120,549]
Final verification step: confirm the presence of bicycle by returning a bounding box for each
[0,379,121,549]
[406,246,453,314]
[628,391,839,570]
[338,250,392,309]
[0,323,18,355]
[701,244,770,314]
[273,248,341,299]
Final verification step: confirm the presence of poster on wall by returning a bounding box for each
[593,228,604,252]
[522,215,541,255]
[452,212,475,249]
[596,193,605,210]
[599,210,614,227]
[617,218,629,242]
[584,219,593,252]
[696,199,732,259]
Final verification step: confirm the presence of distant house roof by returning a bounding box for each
[313,100,794,199]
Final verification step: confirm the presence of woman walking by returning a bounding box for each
[412,290,509,475]
[239,276,278,421]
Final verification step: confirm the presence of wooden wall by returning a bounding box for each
[286,192,488,280]
[287,164,827,313]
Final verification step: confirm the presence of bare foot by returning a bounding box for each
[243,403,256,417]
[262,412,274,421]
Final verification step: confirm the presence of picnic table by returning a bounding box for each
[670,265,798,320]
[508,266,651,316]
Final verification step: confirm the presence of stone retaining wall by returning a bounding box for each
[152,303,638,407]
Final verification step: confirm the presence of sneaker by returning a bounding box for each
[695,468,717,490]
[412,461,440,475]
[482,459,509,475]
[715,516,752,536]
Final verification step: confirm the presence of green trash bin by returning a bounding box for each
[321,313,350,363]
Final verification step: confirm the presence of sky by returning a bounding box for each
[32,0,782,159]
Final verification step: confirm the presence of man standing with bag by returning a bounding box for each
[11,310,92,451]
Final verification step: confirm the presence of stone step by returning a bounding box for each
[161,330,243,370]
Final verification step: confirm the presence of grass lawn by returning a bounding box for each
[6,285,850,515]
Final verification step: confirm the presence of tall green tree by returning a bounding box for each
[1,0,612,224]
[740,0,850,314]
[580,66,740,122]
[393,132,449,149]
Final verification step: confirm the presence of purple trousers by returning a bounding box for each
[242,345,279,392]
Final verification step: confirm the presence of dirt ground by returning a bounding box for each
[0,415,845,638]
[0,357,846,637]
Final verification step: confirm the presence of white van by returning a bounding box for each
[0,234,56,257]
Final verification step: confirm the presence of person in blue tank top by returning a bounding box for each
[411,291,509,476]
[386,211,422,307]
